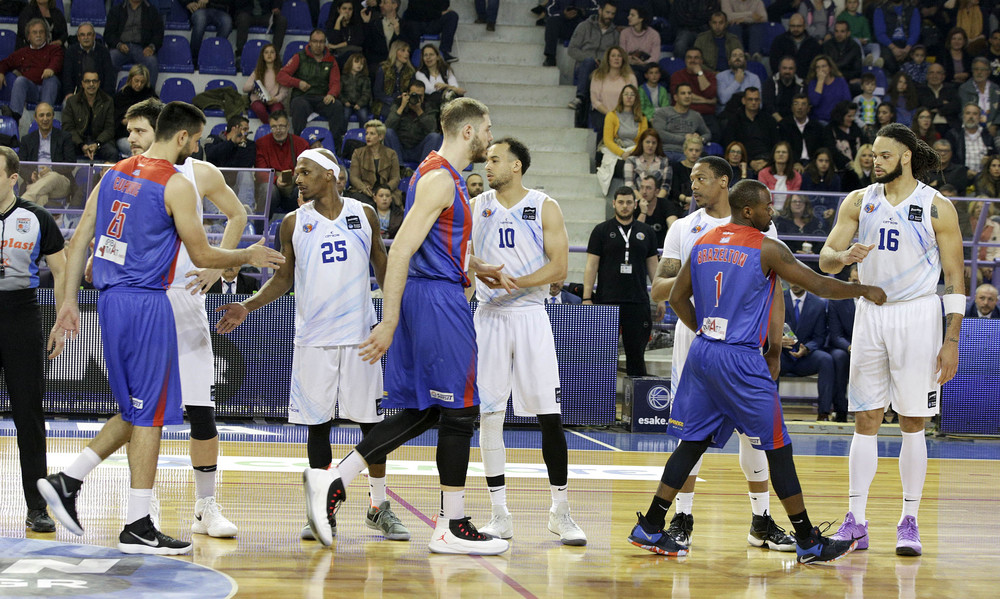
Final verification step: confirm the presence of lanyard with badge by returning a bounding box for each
[618,224,632,274]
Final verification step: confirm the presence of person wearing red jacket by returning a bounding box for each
[277,29,347,146]
[0,18,63,123]
[254,110,309,218]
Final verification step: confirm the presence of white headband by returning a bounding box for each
[298,149,341,179]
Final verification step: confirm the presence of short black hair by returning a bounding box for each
[269,109,289,123]
[155,101,206,142]
[614,185,635,199]
[492,137,531,175]
[372,183,393,196]
[125,97,164,127]
[729,179,769,213]
[694,155,733,185]
[226,114,249,132]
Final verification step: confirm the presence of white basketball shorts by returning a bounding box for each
[167,287,214,408]
[289,344,383,425]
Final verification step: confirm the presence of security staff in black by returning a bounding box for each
[0,146,67,533]
[583,186,662,376]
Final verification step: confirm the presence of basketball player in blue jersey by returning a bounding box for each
[629,179,886,564]
[39,102,285,555]
[303,98,515,555]
[820,123,965,557]
[216,148,411,543]
[650,156,795,552]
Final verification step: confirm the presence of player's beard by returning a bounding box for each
[469,132,488,163]
[874,160,903,184]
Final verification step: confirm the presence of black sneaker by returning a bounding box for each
[26,508,55,533]
[37,473,84,536]
[627,512,689,556]
[748,512,796,551]
[543,55,557,67]
[442,52,459,63]
[118,516,192,555]
[796,526,858,564]
[666,512,693,546]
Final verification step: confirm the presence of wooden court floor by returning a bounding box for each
[2,435,999,598]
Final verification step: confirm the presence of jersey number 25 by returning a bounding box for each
[321,240,348,263]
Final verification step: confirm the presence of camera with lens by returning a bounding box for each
[408,94,422,105]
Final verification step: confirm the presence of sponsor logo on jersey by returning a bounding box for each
[610,231,616,238]
[864,203,876,213]
[522,206,536,220]
[701,316,729,340]
[375,396,383,416]
[16,218,30,233]
[346,215,362,229]
[668,417,684,428]
[482,208,493,217]
[927,390,937,409]
[691,224,704,234]
[132,169,141,176]
[555,388,561,403]
[745,436,761,446]
[636,231,646,240]
[429,389,454,402]
[647,385,671,411]
[302,222,314,233]
[719,232,734,244]
[908,205,923,222]
[131,397,143,410]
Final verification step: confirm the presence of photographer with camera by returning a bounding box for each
[384,80,442,165]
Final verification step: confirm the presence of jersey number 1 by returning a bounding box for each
[714,272,723,307]
[321,240,347,263]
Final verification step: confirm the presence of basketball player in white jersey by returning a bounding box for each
[124,98,243,538]
[651,156,795,551]
[469,138,587,546]
[216,148,410,543]
[820,123,964,556]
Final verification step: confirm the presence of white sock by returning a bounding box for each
[748,492,770,517]
[193,468,216,500]
[441,490,464,521]
[369,476,386,506]
[848,432,879,522]
[336,450,367,487]
[899,430,927,523]
[675,492,695,515]
[550,484,568,507]
[126,488,153,525]
[488,485,507,509]
[64,447,102,481]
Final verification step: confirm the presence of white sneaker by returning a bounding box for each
[548,503,587,546]
[191,497,238,538]
[479,506,513,539]
[428,517,509,555]
[302,468,343,547]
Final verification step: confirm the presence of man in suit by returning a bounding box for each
[209,266,260,295]
[17,102,75,207]
[958,58,1000,138]
[826,265,858,423]
[966,283,999,318]
[61,22,116,100]
[946,103,995,183]
[546,280,582,304]
[780,284,839,421]
[919,63,961,136]
[778,94,825,168]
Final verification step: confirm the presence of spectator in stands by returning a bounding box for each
[372,39,415,119]
[836,0,880,67]
[774,193,824,253]
[209,266,261,294]
[722,0,767,59]
[668,136,702,212]
[797,0,835,43]
[652,83,710,160]
[948,103,995,182]
[860,101,897,145]
[724,140,754,183]
[638,63,669,120]
[943,27,973,86]
[278,29,347,144]
[920,62,962,136]
[805,55,850,125]
[800,147,840,219]
[254,110,308,217]
[206,115,256,170]
[546,281,583,304]
[967,283,1000,318]
[780,283,839,421]
[853,72,881,134]
[619,6,659,80]
[187,0,233,71]
[901,44,929,85]
[416,44,465,111]
[824,100,862,170]
[62,70,116,162]
[974,155,1000,198]
[348,119,400,206]
[623,128,671,193]
[372,183,403,239]
[597,84,646,194]
[542,0,593,67]
[0,18,62,124]
[326,0,365,66]
[364,0,402,69]
[887,71,919,127]
[779,94,824,168]
[769,13,820,80]
[959,57,1000,137]
[872,0,920,73]
[716,47,760,109]
[16,0,66,49]
[401,0,459,63]
[908,106,940,147]
[928,139,970,195]
[822,21,861,89]
[340,52,373,125]
[384,80,442,165]
[840,142,873,192]
[826,264,856,423]
[693,11,740,75]
[763,56,804,123]
[244,43,290,124]
[105,0,163,86]
[113,65,157,156]
[566,0,618,114]
[671,0,720,58]
[635,173,669,245]
[17,102,74,207]
[670,47,720,141]
[466,172,484,197]
[987,30,1000,86]
[60,22,114,100]
[726,86,776,171]
[590,46,637,133]
[235,0,287,71]
[758,141,802,193]
[968,200,1000,284]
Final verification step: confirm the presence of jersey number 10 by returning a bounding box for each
[498,228,515,248]
[321,240,348,263]
[877,227,899,252]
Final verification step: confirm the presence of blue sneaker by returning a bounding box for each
[796,526,858,564]
[628,512,689,556]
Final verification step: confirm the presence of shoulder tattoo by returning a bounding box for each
[931,203,939,219]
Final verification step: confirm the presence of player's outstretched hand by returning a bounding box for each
[359,322,394,364]
[186,268,224,295]
[216,303,249,333]
[861,285,887,305]
[936,343,959,385]
[245,238,286,270]
[475,262,519,294]
[840,243,876,265]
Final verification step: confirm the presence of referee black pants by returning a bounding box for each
[0,290,48,511]
[618,302,651,377]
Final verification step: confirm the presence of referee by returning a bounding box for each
[583,186,665,376]
[0,146,67,532]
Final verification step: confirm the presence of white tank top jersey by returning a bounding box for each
[169,157,204,291]
[856,182,940,302]
[472,189,551,307]
[661,207,778,264]
[292,198,378,346]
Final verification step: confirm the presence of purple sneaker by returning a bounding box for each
[831,512,869,550]
[896,516,922,556]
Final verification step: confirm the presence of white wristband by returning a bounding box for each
[943,293,965,315]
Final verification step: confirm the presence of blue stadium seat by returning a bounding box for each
[0,29,15,58]
[28,119,62,132]
[70,0,106,26]
[318,1,333,28]
[764,22,785,52]
[0,116,18,141]
[283,41,307,65]
[203,79,239,116]
[198,38,236,75]
[282,0,313,35]
[302,126,336,153]
[159,35,195,73]
[0,73,14,104]
[255,124,272,140]
[658,56,685,77]
[118,75,128,90]
[159,77,196,104]
[241,39,268,75]
[341,127,365,158]
[705,142,723,157]
[166,0,192,30]
[747,60,768,84]
[211,122,228,137]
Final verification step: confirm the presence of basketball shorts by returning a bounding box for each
[668,336,790,451]
[474,304,561,416]
[166,287,214,408]
[848,294,943,417]
[384,278,479,410]
[98,289,183,427]
[289,344,383,425]
[670,320,697,399]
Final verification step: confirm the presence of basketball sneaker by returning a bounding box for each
[830,511,869,550]
[192,497,238,538]
[303,468,345,547]
[37,473,84,536]
[748,512,796,552]
[479,505,513,539]
[548,502,587,546]
[366,500,410,541]
[665,512,693,546]
[26,508,55,533]
[628,512,689,556]
[428,517,509,555]
[796,526,858,564]
[301,517,335,541]
[118,515,192,555]
[895,516,922,556]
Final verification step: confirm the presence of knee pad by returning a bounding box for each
[738,434,769,483]
[187,406,217,441]
[438,406,478,439]
[479,410,506,452]
[765,444,802,499]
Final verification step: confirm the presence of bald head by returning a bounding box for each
[975,284,998,316]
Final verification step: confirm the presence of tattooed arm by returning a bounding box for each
[819,189,873,274]
[651,257,681,302]
[932,193,965,385]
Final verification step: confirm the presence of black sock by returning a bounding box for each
[485,475,505,488]
[645,496,671,531]
[788,509,813,540]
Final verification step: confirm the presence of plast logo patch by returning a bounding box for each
[646,385,671,411]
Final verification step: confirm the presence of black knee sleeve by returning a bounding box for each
[437,406,478,487]
[765,444,802,500]
[356,408,440,465]
[660,439,711,490]
[358,422,385,465]
[307,420,334,469]
[187,406,218,440]
[538,413,568,486]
